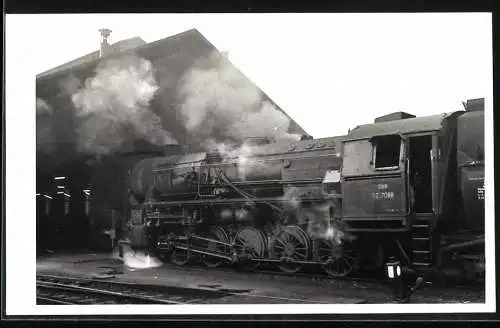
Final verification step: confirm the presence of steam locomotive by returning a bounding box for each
[124,99,485,282]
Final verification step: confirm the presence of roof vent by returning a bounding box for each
[463,98,485,112]
[374,111,416,123]
[99,28,112,57]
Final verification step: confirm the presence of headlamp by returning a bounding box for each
[386,258,401,279]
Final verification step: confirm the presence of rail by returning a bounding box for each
[36,274,332,304]
[36,278,185,305]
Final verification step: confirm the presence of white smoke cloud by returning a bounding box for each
[36,124,53,149]
[280,186,353,244]
[71,55,177,155]
[36,98,52,115]
[113,243,162,269]
[177,52,302,148]
[282,186,304,212]
[303,202,351,245]
[202,138,237,157]
[60,74,82,96]
[36,98,55,152]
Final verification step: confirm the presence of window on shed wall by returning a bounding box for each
[373,135,401,169]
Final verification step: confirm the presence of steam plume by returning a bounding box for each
[71,55,177,155]
[60,74,82,96]
[281,186,353,244]
[113,243,162,269]
[177,52,301,150]
[36,98,54,152]
[36,98,52,115]
[303,202,353,245]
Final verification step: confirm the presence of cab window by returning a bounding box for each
[372,135,401,170]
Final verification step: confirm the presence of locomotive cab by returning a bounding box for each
[341,132,410,232]
[340,111,462,233]
[338,108,489,275]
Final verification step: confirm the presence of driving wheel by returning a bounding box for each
[318,238,358,277]
[270,225,311,273]
[200,226,230,268]
[232,227,266,271]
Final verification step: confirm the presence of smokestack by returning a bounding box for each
[99,28,112,58]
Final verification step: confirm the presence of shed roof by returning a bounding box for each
[37,37,147,79]
[36,29,305,136]
[36,29,308,172]
[345,112,461,140]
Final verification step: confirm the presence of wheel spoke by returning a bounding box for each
[319,239,358,278]
[273,226,311,274]
[201,227,229,268]
[275,238,287,247]
[295,250,307,259]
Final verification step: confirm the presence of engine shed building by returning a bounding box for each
[36,28,308,252]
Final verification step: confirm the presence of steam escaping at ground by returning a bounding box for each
[113,243,162,269]
[177,52,302,150]
[71,55,177,155]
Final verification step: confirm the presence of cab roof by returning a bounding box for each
[344,111,462,141]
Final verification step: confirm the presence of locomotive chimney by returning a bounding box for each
[99,28,112,57]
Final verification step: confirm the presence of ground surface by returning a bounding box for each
[36,252,485,304]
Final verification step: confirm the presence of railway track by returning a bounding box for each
[36,274,223,305]
[36,274,335,304]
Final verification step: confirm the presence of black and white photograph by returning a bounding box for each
[4,12,495,317]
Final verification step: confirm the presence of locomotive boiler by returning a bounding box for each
[123,98,486,282]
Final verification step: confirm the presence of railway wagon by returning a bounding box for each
[125,99,485,281]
